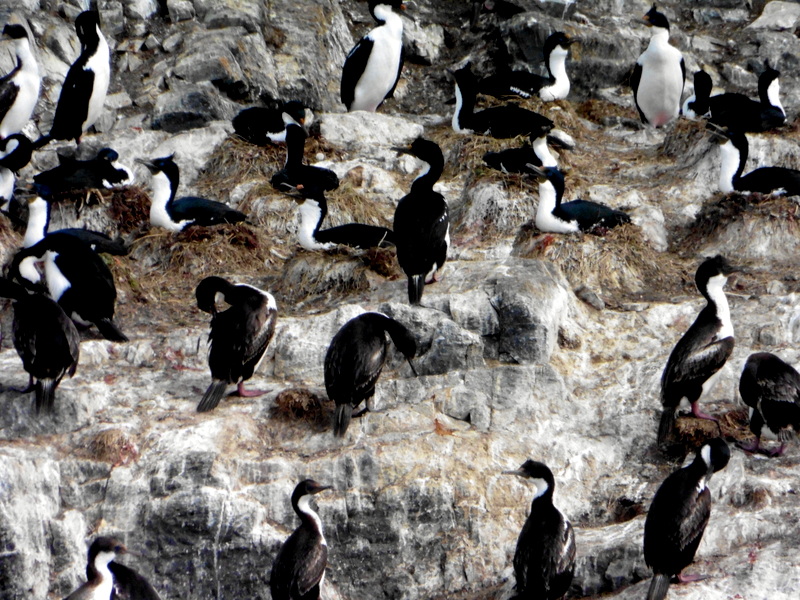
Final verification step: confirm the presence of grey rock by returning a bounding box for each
[123,0,159,21]
[166,0,195,22]
[748,1,800,31]
[151,81,237,132]
[320,112,425,152]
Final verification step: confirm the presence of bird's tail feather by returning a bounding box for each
[333,404,353,437]
[646,574,671,600]
[408,275,424,305]
[657,407,676,448]
[95,318,129,342]
[35,379,57,414]
[198,381,228,412]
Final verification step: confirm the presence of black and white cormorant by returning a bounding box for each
[24,196,128,255]
[270,123,339,193]
[644,438,730,600]
[64,537,127,600]
[631,4,685,127]
[36,11,109,147]
[684,66,785,132]
[325,312,417,437]
[393,137,449,305]
[138,155,247,231]
[0,277,79,414]
[711,127,800,196]
[739,352,800,457]
[341,1,406,112]
[0,24,40,139]
[528,165,631,234]
[659,255,736,448]
[503,460,576,600]
[479,32,576,101]
[482,122,558,174]
[232,100,309,146]
[33,147,133,199]
[0,133,33,211]
[287,185,394,251]
[195,276,277,413]
[11,232,128,342]
[270,479,331,600]
[451,64,554,138]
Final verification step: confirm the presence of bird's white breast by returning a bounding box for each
[83,27,110,132]
[350,17,403,112]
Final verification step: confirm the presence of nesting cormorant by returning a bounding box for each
[325,312,417,437]
[644,438,730,600]
[739,352,800,456]
[138,155,247,231]
[711,126,800,196]
[482,123,557,174]
[341,1,406,112]
[270,123,339,193]
[631,4,685,127]
[392,137,449,304]
[33,147,133,199]
[270,479,331,600]
[659,255,736,448]
[528,166,630,233]
[479,32,577,101]
[195,276,277,412]
[451,64,554,138]
[503,460,576,600]
[232,101,309,146]
[287,185,394,250]
[0,277,79,414]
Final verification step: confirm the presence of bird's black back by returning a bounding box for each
[553,199,631,232]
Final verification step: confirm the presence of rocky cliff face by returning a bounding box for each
[1,1,800,599]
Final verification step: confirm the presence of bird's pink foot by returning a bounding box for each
[231,382,268,398]
[737,439,761,454]
[690,402,718,421]
[676,572,709,584]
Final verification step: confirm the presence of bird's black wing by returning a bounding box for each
[661,316,734,406]
[541,517,576,597]
[109,561,162,600]
[325,323,386,404]
[393,192,449,276]
[0,69,21,125]
[49,65,94,141]
[630,63,646,123]
[316,223,395,248]
[680,57,686,99]
[555,200,630,232]
[270,530,327,600]
[341,37,373,110]
[240,297,277,378]
[172,197,247,226]
[739,166,800,197]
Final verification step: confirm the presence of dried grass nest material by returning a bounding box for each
[271,387,332,431]
[677,192,800,254]
[512,223,686,301]
[77,428,139,465]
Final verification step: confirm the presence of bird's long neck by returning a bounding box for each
[532,136,557,168]
[647,27,671,50]
[295,495,326,544]
[16,37,39,76]
[718,140,745,193]
[546,47,569,89]
[23,197,50,248]
[411,158,443,193]
[87,551,115,600]
[452,82,474,133]
[761,78,784,114]
[374,5,403,37]
[149,170,182,230]
[284,126,306,172]
[298,199,333,250]
[703,274,733,338]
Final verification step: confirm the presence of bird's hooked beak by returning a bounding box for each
[134,158,159,173]
[502,468,525,477]
[706,123,731,144]
[392,145,412,156]
[524,164,548,183]
[308,481,332,495]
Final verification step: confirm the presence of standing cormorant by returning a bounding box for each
[325,312,417,437]
[393,137,449,305]
[195,276,277,412]
[270,479,331,600]
[659,255,736,448]
[503,460,576,600]
[644,438,730,600]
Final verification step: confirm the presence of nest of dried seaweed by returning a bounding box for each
[513,223,688,303]
[271,387,332,431]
